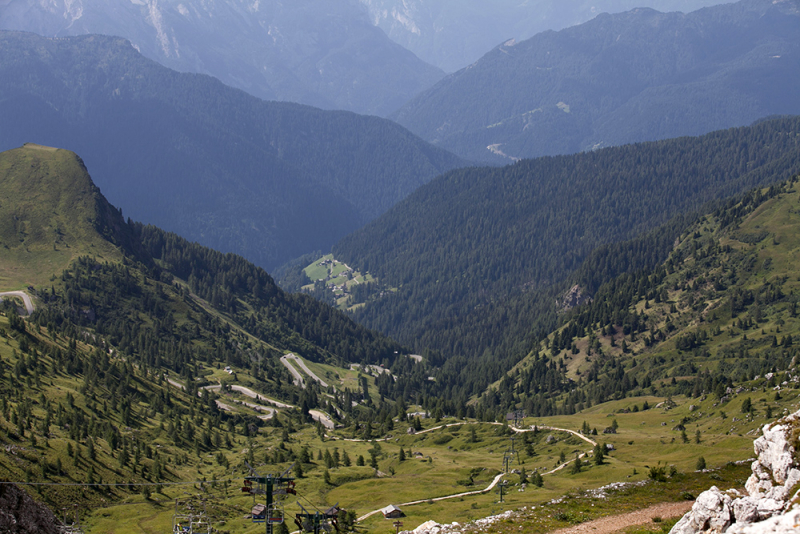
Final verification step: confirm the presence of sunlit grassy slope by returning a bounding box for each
[0,144,124,288]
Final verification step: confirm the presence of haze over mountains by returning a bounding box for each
[0,0,444,116]
[359,0,733,72]
[4,0,800,530]
[0,31,465,271]
[394,0,800,162]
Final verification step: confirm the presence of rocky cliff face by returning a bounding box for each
[0,483,60,534]
[670,410,800,534]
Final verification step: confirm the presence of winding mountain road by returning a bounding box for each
[354,421,598,522]
[356,472,507,522]
[205,384,294,409]
[281,354,306,388]
[0,291,34,315]
[165,377,235,413]
[165,378,336,426]
[280,353,330,389]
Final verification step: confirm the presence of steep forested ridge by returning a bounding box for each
[481,177,800,417]
[0,144,403,372]
[0,31,465,271]
[392,0,800,162]
[0,143,415,520]
[333,117,800,383]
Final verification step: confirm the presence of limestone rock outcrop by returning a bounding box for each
[670,410,800,534]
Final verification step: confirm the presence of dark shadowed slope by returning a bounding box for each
[0,31,465,271]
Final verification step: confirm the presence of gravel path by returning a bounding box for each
[547,501,692,534]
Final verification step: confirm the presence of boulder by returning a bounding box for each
[755,499,784,521]
[754,423,795,485]
[725,506,800,534]
[670,487,733,534]
[669,409,800,534]
[413,520,441,533]
[746,462,774,497]
[733,497,759,524]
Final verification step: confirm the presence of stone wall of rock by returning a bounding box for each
[0,483,60,534]
[670,410,800,534]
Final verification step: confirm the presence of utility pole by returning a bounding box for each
[496,480,509,503]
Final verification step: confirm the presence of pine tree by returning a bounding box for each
[696,457,706,470]
[592,444,605,465]
[570,455,582,474]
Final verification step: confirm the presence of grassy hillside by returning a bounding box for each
[484,177,800,420]
[0,144,415,530]
[0,144,129,288]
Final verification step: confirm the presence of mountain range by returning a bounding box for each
[0,30,465,271]
[0,0,444,117]
[359,0,733,72]
[393,0,800,162]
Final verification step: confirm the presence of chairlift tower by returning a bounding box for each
[502,435,521,473]
[242,466,296,534]
[171,496,212,534]
[496,480,509,503]
[294,502,339,533]
[59,505,84,534]
[512,410,526,428]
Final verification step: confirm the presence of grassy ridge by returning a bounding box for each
[0,144,123,287]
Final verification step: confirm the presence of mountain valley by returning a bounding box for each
[1,1,800,532]
[0,31,465,272]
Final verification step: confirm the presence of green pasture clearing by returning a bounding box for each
[54,385,796,534]
[303,254,334,281]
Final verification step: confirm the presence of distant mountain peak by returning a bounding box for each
[393,0,800,162]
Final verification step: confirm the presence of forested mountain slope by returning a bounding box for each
[483,176,800,417]
[359,0,732,72]
[0,31,465,271]
[0,144,402,366]
[0,0,444,116]
[0,143,413,519]
[332,117,800,386]
[393,0,800,162]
